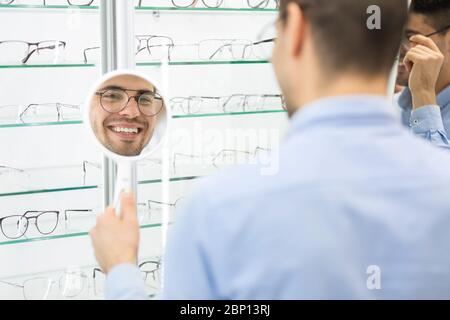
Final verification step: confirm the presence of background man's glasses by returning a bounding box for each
[95,88,164,117]
[0,40,66,64]
[402,25,450,50]
[424,25,450,38]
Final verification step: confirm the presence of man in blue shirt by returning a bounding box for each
[90,0,450,299]
[396,0,450,148]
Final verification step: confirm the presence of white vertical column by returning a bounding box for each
[100,0,136,208]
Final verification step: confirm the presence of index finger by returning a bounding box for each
[120,191,138,222]
[409,34,441,53]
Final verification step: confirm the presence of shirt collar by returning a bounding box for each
[287,95,400,137]
[398,85,450,111]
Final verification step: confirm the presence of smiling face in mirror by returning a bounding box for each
[89,74,165,157]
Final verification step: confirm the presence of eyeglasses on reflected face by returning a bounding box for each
[95,88,164,117]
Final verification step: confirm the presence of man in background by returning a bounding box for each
[91,0,450,299]
[397,0,450,147]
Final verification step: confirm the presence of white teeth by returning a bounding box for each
[112,127,139,134]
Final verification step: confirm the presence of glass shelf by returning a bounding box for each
[0,146,274,197]
[0,176,201,198]
[138,175,199,185]
[173,109,286,119]
[0,108,285,128]
[0,185,97,198]
[136,6,278,12]
[0,120,83,129]
[0,63,95,69]
[0,60,268,69]
[0,4,277,12]
[0,196,179,246]
[0,174,186,246]
[138,60,269,67]
[0,222,166,247]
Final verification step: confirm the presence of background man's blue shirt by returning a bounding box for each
[397,85,450,148]
[107,95,450,299]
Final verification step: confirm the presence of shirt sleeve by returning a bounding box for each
[410,105,450,150]
[105,263,149,300]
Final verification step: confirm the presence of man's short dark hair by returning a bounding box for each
[411,0,450,31]
[279,0,408,76]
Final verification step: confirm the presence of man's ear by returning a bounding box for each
[285,2,307,58]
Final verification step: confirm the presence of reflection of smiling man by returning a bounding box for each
[90,75,163,157]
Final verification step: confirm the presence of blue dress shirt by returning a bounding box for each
[106,95,450,299]
[397,85,450,148]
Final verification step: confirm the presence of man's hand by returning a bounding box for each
[404,34,444,109]
[90,192,140,274]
